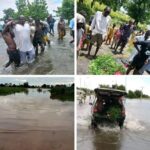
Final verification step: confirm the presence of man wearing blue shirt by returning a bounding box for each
[69,18,75,43]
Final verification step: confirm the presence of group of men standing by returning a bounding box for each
[2,16,35,68]
[77,6,150,74]
[1,15,68,69]
[77,7,135,57]
[77,7,112,57]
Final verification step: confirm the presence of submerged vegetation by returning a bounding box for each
[50,84,74,101]
[0,87,28,95]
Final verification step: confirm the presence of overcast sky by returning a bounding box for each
[0,77,74,86]
[77,76,150,96]
[0,0,62,18]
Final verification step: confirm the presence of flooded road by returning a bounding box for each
[0,26,74,75]
[0,89,74,150]
[77,97,150,150]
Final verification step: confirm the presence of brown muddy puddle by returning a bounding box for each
[0,89,74,150]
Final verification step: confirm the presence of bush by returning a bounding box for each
[88,54,126,75]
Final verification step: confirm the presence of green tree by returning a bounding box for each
[56,0,74,22]
[96,0,126,11]
[42,84,48,88]
[77,0,131,24]
[3,8,16,20]
[3,0,49,20]
[125,0,150,23]
[134,90,142,98]
[127,89,150,99]
[27,0,49,20]
[16,0,28,16]
[100,84,110,88]
[99,84,126,91]
[127,90,135,98]
[77,0,93,21]
[112,84,126,91]
[23,82,29,88]
[79,0,127,11]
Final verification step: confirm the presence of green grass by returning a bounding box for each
[0,87,28,96]
[88,54,126,75]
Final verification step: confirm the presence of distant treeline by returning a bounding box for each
[0,82,51,88]
[77,84,150,99]
[0,82,73,89]
[100,84,150,99]
[0,82,43,95]
[127,90,150,99]
[50,84,74,101]
[0,87,28,95]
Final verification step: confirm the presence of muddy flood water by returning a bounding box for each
[77,96,150,150]
[0,89,74,150]
[0,24,74,75]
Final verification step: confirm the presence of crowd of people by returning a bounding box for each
[0,14,74,69]
[77,7,150,74]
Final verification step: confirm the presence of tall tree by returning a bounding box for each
[79,0,127,11]
[56,0,74,22]
[125,0,150,23]
[16,0,28,16]
[28,0,49,20]
[3,0,49,20]
[3,8,16,20]
[94,0,126,11]
[24,82,29,87]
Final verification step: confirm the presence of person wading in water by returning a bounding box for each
[2,21,20,68]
